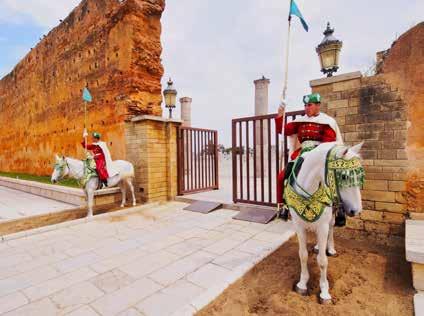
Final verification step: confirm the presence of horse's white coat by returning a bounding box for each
[51,156,137,217]
[288,142,363,302]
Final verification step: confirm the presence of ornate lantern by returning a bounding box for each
[163,78,177,118]
[316,23,343,77]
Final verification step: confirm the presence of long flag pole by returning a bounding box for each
[82,86,93,155]
[281,15,292,102]
[84,100,88,154]
[279,2,292,171]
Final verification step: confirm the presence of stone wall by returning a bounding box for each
[311,72,410,236]
[0,0,165,175]
[125,116,180,203]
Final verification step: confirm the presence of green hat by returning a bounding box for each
[303,93,322,104]
[92,132,101,139]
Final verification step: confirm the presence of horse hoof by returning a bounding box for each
[120,204,125,208]
[319,297,333,305]
[326,250,338,257]
[294,285,308,296]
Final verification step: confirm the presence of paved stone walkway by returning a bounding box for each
[0,201,293,315]
[0,186,75,221]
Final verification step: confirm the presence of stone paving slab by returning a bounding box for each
[406,220,424,264]
[415,292,424,316]
[0,201,294,315]
[0,186,75,221]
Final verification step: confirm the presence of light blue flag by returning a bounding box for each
[290,0,309,32]
[82,87,93,102]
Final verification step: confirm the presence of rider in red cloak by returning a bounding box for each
[81,132,109,187]
[276,93,343,222]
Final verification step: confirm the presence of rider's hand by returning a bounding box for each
[277,101,286,118]
[83,129,88,138]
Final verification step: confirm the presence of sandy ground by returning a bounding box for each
[198,231,414,316]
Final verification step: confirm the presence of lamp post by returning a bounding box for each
[163,78,177,119]
[316,22,343,77]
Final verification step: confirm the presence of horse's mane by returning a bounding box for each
[301,142,338,162]
[302,142,362,162]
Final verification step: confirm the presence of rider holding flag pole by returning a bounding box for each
[275,1,345,225]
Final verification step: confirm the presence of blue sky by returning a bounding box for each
[0,0,423,146]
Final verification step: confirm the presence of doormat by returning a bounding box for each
[183,201,223,214]
[233,207,277,224]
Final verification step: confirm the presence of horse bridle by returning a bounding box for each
[325,145,365,213]
[54,158,70,179]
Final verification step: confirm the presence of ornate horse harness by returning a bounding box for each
[284,145,365,222]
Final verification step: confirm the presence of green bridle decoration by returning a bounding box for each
[284,145,365,223]
[53,160,68,179]
[53,157,98,188]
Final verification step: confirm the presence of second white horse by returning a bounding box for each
[51,155,136,217]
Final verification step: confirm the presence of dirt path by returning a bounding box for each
[198,232,414,316]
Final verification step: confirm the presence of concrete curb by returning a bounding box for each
[0,176,121,206]
[0,202,160,243]
[171,229,295,315]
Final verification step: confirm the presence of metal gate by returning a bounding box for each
[231,110,304,207]
[177,127,219,195]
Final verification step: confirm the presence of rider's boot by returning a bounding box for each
[101,180,108,189]
[334,205,346,227]
[278,203,289,221]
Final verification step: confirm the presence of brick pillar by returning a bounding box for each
[125,116,182,202]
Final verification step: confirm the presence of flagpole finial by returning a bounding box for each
[324,22,334,36]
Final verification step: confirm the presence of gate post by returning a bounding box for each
[125,115,182,203]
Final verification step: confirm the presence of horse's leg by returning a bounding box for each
[86,184,94,217]
[119,180,126,208]
[295,227,309,295]
[327,215,337,256]
[317,223,332,303]
[314,215,337,256]
[126,178,136,206]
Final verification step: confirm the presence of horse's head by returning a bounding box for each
[332,143,365,217]
[51,154,69,184]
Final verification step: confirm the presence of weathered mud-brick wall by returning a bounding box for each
[378,22,424,218]
[0,0,165,175]
[310,24,424,237]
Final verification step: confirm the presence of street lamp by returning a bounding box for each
[163,78,177,119]
[316,22,343,77]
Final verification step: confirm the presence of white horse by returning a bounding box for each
[286,142,364,304]
[51,155,137,217]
